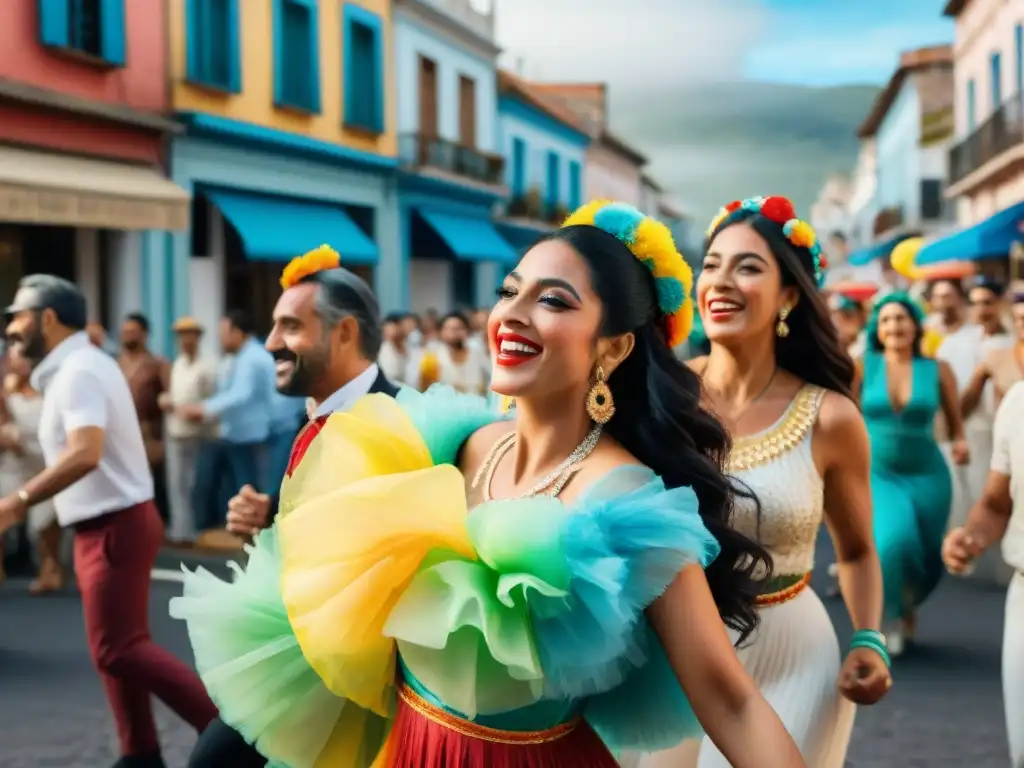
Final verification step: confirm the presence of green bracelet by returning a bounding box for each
[849,629,892,668]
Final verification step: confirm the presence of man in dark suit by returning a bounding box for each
[188,264,398,768]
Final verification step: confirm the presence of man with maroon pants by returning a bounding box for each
[0,275,217,768]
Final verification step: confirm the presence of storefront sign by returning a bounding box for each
[0,183,188,231]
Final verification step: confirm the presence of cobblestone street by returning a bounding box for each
[0,546,1011,767]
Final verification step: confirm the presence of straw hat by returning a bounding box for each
[172,316,203,333]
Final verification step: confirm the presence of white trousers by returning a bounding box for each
[165,436,203,542]
[1005,572,1024,767]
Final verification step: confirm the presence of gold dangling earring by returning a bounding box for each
[586,366,615,424]
[776,305,791,338]
[501,395,516,413]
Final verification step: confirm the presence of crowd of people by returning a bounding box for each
[0,298,497,587]
[0,196,1021,768]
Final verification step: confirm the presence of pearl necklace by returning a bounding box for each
[471,425,603,501]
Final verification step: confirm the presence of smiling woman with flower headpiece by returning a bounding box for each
[639,196,891,768]
[169,201,806,767]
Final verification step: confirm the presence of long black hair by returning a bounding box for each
[706,210,856,399]
[540,225,771,642]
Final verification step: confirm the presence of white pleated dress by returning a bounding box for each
[633,385,855,768]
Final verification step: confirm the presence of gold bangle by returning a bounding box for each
[16,488,30,506]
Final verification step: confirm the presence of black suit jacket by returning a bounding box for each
[267,370,399,521]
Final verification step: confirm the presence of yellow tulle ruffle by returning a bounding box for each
[276,394,477,718]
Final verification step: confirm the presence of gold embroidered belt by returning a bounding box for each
[397,681,581,745]
[756,572,811,607]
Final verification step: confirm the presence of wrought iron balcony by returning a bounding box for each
[949,91,1024,186]
[398,133,504,186]
[505,188,567,225]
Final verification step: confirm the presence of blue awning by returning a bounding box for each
[916,201,1024,265]
[206,188,377,263]
[418,209,517,262]
[848,234,914,266]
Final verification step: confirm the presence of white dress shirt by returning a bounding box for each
[32,332,154,526]
[313,363,382,419]
[377,341,409,386]
[167,353,218,439]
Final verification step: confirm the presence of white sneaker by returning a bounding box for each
[882,622,904,657]
[825,563,841,596]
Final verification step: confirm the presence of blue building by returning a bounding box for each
[494,70,591,252]
[393,0,513,314]
[169,0,401,355]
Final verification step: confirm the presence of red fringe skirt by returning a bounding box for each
[376,681,620,768]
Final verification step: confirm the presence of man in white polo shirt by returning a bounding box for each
[0,275,217,768]
[943,380,1024,767]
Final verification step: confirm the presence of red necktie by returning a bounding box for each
[285,415,328,478]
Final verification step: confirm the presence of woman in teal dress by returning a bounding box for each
[858,292,968,655]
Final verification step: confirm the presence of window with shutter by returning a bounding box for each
[920,179,944,220]
[68,0,103,57]
[273,0,320,112]
[343,4,384,133]
[189,0,234,90]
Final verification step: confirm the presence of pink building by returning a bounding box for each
[945,0,1024,226]
[0,0,188,331]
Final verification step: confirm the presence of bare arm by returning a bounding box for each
[964,471,1013,550]
[852,358,863,403]
[817,393,883,633]
[937,360,965,441]
[648,566,805,767]
[158,357,172,394]
[0,426,103,527]
[0,369,109,528]
[960,363,990,419]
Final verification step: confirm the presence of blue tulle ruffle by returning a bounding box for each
[524,467,718,707]
[396,384,504,466]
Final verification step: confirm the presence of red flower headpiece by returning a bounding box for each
[705,195,826,287]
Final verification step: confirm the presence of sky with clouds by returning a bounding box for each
[493,0,955,88]
[490,0,957,224]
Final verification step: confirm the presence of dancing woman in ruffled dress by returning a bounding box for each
[170,201,805,767]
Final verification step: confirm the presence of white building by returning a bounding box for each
[809,173,853,273]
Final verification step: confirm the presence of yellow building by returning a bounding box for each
[165,0,402,349]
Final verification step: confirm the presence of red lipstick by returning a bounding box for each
[495,332,542,367]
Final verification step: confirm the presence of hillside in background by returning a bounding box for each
[610,82,881,233]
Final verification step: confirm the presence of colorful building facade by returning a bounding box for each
[495,70,589,253]
[946,0,1024,227]
[393,0,511,314]
[848,45,957,269]
[167,0,400,353]
[912,0,1024,272]
[0,0,189,350]
[531,83,648,209]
